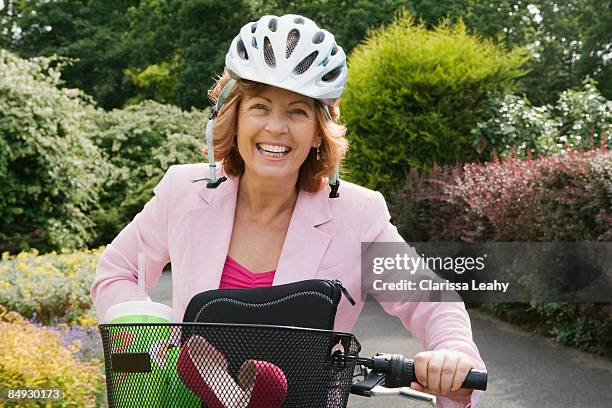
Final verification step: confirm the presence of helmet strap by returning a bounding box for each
[322,104,333,121]
[329,167,340,198]
[193,79,237,188]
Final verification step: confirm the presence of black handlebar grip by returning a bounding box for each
[403,360,488,391]
[460,369,488,391]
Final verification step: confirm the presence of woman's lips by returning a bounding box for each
[256,143,291,161]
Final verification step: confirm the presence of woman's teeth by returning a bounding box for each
[256,143,290,158]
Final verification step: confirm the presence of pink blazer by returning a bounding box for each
[91,163,485,407]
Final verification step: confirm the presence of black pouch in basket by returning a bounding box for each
[183,279,356,330]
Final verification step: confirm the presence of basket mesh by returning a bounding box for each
[100,323,360,408]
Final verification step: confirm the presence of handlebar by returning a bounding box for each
[350,353,487,407]
[354,353,487,390]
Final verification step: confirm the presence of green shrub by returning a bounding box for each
[0,306,105,407]
[90,100,207,246]
[556,80,612,150]
[0,50,208,251]
[471,94,560,159]
[340,11,529,197]
[472,79,612,159]
[124,59,179,106]
[0,248,102,325]
[0,49,111,253]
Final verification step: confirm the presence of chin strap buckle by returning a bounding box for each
[329,179,340,198]
[190,176,227,188]
[191,163,227,188]
[206,176,227,188]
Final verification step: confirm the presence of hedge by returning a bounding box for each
[0,50,110,253]
[340,11,529,197]
[390,148,612,356]
[90,100,207,247]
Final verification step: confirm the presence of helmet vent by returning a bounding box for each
[331,44,338,56]
[252,37,258,49]
[286,29,300,58]
[237,39,248,60]
[251,23,258,33]
[264,36,276,67]
[322,67,342,82]
[294,51,318,75]
[312,31,325,44]
[268,18,278,32]
[293,17,305,25]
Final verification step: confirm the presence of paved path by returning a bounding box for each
[150,272,612,407]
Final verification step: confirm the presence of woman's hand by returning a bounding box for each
[410,349,474,400]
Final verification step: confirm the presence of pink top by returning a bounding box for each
[219,256,276,289]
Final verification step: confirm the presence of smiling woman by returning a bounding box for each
[209,70,348,193]
[91,13,487,408]
[239,86,317,188]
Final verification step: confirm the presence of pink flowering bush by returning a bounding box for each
[391,148,611,242]
[390,148,612,355]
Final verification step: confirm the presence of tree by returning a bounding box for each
[0,0,37,50]
[2,0,421,109]
[121,0,182,105]
[469,0,611,104]
[408,0,612,104]
[252,0,413,55]
[1,0,139,109]
[173,0,253,109]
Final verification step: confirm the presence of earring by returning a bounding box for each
[316,144,320,161]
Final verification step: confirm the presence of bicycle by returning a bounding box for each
[99,322,486,407]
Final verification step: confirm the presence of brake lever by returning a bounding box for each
[366,386,436,406]
[351,367,436,407]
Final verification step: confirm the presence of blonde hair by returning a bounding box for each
[208,68,348,192]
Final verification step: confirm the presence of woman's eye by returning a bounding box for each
[290,109,307,116]
[251,104,268,110]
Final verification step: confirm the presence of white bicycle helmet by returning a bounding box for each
[198,14,346,197]
[226,14,348,106]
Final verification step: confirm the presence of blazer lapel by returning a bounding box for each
[274,188,333,285]
[183,175,238,299]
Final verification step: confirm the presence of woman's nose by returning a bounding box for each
[264,112,289,134]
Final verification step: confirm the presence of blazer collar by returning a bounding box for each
[196,171,332,227]
[183,169,334,306]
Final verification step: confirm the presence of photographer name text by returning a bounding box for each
[372,279,510,293]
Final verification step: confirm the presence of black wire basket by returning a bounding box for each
[99,323,361,408]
